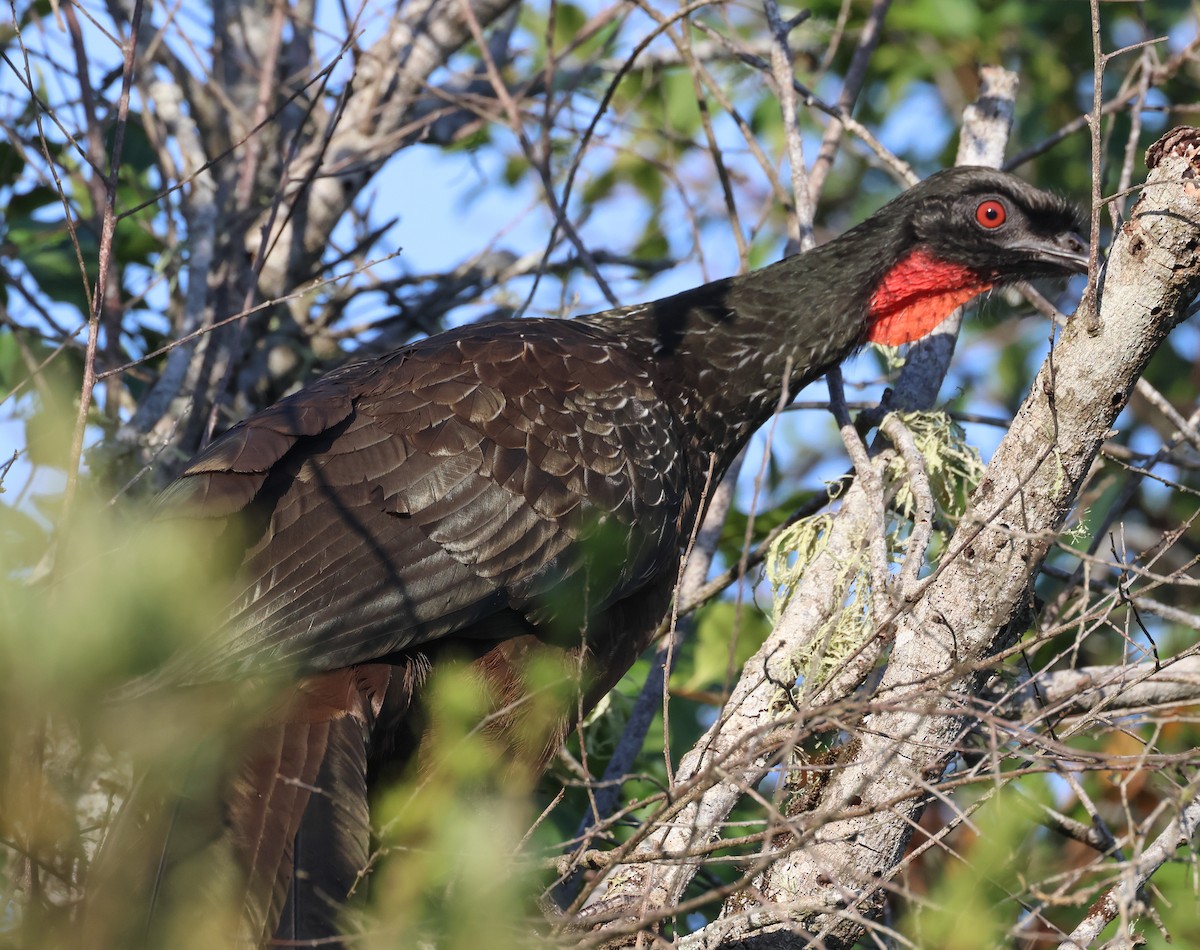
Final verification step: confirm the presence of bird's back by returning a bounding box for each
[101,317,708,945]
[155,317,697,710]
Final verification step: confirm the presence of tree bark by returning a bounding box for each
[707,128,1200,949]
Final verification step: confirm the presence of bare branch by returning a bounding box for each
[745,130,1200,948]
[1059,786,1200,949]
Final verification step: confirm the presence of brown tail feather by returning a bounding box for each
[229,666,391,945]
[88,667,394,948]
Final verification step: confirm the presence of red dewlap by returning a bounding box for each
[867,248,992,346]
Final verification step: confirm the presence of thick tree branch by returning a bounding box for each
[250,0,520,302]
[1014,655,1200,720]
[577,69,1021,944]
[737,129,1200,948]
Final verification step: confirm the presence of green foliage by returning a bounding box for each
[0,329,84,403]
[550,2,588,54]
[672,600,771,695]
[632,221,669,260]
[7,216,98,314]
[890,0,982,39]
[0,493,551,948]
[0,496,260,947]
[0,141,26,190]
[900,781,1054,949]
[0,107,164,393]
[364,663,547,949]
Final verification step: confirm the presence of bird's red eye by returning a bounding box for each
[975,199,1006,228]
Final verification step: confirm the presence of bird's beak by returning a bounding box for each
[1018,231,1091,274]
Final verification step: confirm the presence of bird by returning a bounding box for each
[99,166,1088,946]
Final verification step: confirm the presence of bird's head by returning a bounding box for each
[860,166,1088,346]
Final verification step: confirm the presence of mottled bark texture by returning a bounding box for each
[681,130,1200,950]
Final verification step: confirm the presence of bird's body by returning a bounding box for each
[102,168,1088,945]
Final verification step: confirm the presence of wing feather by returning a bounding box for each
[152,320,689,685]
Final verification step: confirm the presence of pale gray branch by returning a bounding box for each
[1058,786,1200,949]
[250,0,520,302]
[577,68,1024,946]
[742,133,1200,948]
[1016,655,1200,720]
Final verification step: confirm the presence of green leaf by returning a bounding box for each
[673,600,771,693]
[632,223,668,261]
[890,0,982,41]
[107,112,157,175]
[661,68,700,138]
[0,500,48,573]
[447,127,491,153]
[24,403,76,468]
[7,218,97,313]
[581,167,616,205]
[625,154,664,205]
[0,141,25,189]
[0,329,22,396]
[114,215,163,265]
[551,2,587,51]
[0,328,85,407]
[503,154,529,187]
[6,185,62,219]
[611,68,645,110]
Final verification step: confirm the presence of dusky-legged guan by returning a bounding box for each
[96,167,1088,945]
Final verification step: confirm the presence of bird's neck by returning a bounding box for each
[865,248,992,346]
[581,234,881,469]
[582,222,990,476]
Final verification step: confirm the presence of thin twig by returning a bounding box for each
[61,0,144,530]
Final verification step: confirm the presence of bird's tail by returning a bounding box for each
[85,665,394,948]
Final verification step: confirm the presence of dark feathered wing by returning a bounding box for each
[231,665,391,945]
[135,320,693,944]
[155,320,689,687]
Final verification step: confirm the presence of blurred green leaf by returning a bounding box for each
[582,166,617,205]
[6,185,62,219]
[632,222,668,261]
[503,153,529,187]
[890,0,982,38]
[0,141,25,189]
[8,217,97,313]
[0,328,22,395]
[106,112,157,175]
[0,501,46,572]
[0,328,85,405]
[551,2,587,52]
[661,68,700,138]
[673,600,771,693]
